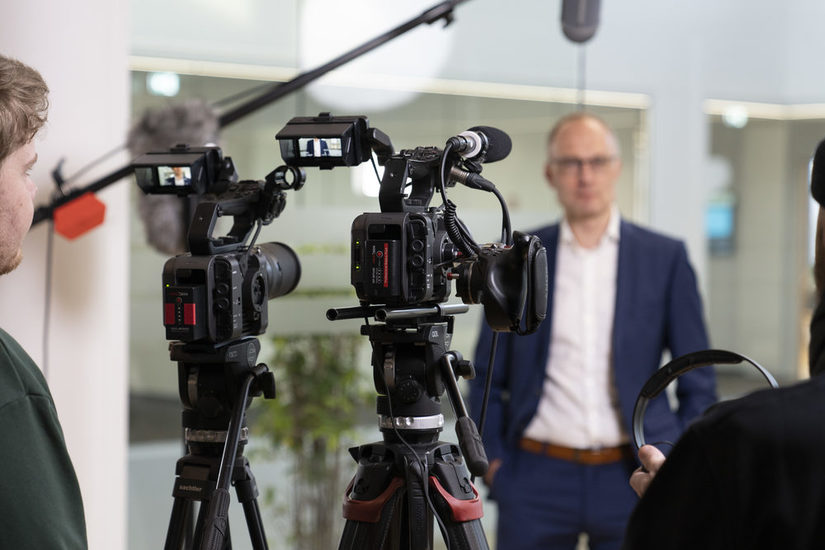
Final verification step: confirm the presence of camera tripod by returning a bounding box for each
[329,304,490,550]
[163,337,275,550]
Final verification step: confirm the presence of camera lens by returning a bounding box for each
[257,242,301,299]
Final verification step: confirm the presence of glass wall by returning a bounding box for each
[705,110,824,394]
[128,72,649,399]
[127,70,648,549]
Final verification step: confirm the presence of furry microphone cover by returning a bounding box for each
[127,99,220,255]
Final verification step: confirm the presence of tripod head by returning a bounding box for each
[171,338,276,455]
[328,303,488,476]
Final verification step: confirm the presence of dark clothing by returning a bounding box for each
[622,375,825,550]
[809,296,825,376]
[0,328,87,549]
[470,220,716,549]
[496,447,638,550]
[622,153,825,549]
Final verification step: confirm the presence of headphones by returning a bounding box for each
[632,349,779,451]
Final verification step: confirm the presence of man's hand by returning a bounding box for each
[483,458,502,487]
[629,445,667,498]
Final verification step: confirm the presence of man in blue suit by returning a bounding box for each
[468,112,717,550]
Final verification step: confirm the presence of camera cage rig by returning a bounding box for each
[276,112,548,332]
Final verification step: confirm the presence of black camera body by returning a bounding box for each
[162,241,298,344]
[350,145,460,307]
[351,209,457,307]
[133,145,302,346]
[276,113,547,334]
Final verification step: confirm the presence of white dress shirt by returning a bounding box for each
[522,206,628,449]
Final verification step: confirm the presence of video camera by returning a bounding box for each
[278,114,547,548]
[132,145,302,344]
[276,113,547,334]
[133,144,307,548]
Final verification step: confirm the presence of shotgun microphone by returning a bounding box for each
[446,126,512,163]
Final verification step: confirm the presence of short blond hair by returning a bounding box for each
[0,54,49,166]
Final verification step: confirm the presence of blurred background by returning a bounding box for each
[2,0,824,547]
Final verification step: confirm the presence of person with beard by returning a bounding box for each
[0,53,87,548]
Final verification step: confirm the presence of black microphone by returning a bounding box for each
[446,126,512,163]
[560,0,601,44]
[811,138,825,207]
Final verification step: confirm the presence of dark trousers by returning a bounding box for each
[492,446,638,550]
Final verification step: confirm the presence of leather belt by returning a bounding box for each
[519,437,632,465]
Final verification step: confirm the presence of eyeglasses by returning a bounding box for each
[551,156,616,174]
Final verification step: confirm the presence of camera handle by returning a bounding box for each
[439,351,489,477]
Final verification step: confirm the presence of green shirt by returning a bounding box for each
[0,328,87,549]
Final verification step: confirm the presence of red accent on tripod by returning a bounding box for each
[429,476,483,522]
[341,474,483,523]
[342,477,405,522]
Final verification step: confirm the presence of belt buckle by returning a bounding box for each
[581,447,609,464]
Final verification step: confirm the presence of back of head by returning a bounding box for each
[0,55,49,166]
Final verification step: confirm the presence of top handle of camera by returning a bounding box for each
[188,198,258,256]
[378,147,444,214]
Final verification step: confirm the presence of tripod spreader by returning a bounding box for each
[440,351,488,477]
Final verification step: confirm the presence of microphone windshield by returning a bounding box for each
[468,126,512,163]
[126,99,220,255]
[812,138,825,207]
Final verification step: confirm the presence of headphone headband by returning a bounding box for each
[632,349,779,450]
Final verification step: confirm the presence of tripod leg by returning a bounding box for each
[239,499,267,550]
[338,486,405,550]
[337,461,408,550]
[428,448,489,550]
[234,460,268,550]
[164,496,192,550]
[429,484,488,550]
[405,460,433,550]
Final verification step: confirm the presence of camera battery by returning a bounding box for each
[164,285,207,341]
[365,239,401,298]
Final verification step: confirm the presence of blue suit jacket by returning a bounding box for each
[469,220,717,465]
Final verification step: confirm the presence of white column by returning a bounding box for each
[0,1,129,548]
[648,38,710,294]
